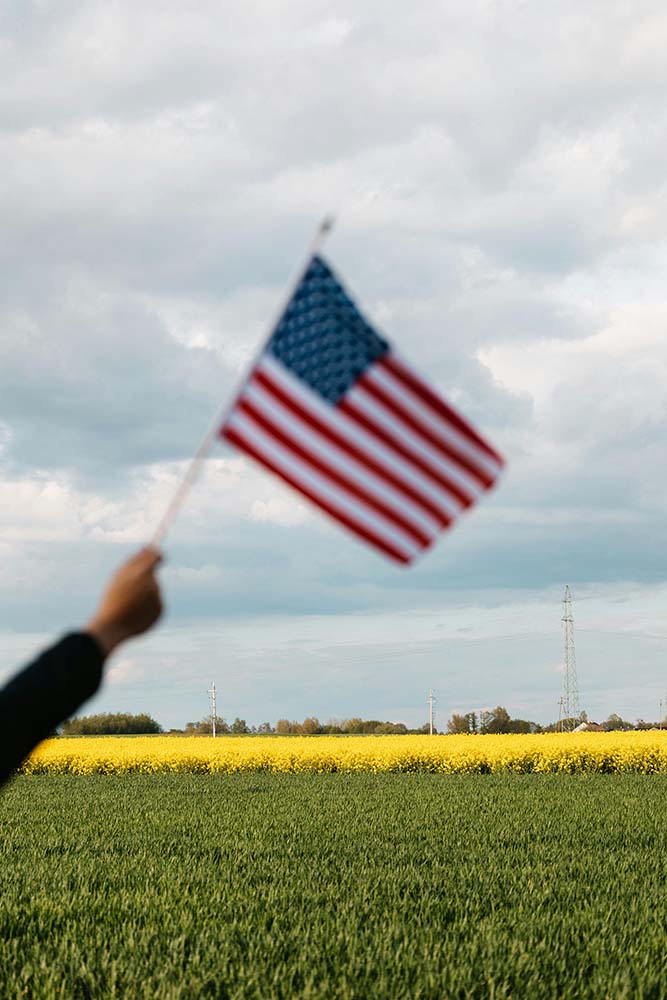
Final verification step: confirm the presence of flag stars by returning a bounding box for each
[269,256,388,404]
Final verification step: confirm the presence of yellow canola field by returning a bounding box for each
[20,731,667,775]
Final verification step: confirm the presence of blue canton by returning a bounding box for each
[267,256,389,404]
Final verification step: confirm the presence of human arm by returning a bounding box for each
[0,547,163,785]
[85,547,163,656]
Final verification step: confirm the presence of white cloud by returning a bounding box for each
[106,656,140,686]
[73,581,667,729]
[1,0,667,724]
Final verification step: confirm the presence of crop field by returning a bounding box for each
[20,730,667,774]
[2,774,667,999]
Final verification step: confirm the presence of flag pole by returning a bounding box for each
[150,216,335,548]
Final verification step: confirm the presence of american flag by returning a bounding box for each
[220,255,504,565]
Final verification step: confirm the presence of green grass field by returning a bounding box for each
[2,774,667,999]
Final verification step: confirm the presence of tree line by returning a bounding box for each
[61,713,433,736]
[446,706,538,734]
[62,713,162,735]
[446,707,662,733]
[60,709,662,736]
[183,716,432,735]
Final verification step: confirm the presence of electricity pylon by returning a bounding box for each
[208,681,217,737]
[560,586,581,731]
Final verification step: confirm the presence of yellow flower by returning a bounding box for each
[20,732,667,776]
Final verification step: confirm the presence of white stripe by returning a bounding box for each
[257,354,462,519]
[226,409,421,560]
[368,361,502,480]
[391,353,503,471]
[347,382,485,500]
[243,380,441,540]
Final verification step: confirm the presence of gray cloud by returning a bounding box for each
[0,287,229,478]
[1,1,666,724]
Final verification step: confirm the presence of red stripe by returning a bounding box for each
[222,425,412,565]
[381,354,504,465]
[358,373,495,490]
[238,397,431,548]
[339,397,475,509]
[253,370,452,530]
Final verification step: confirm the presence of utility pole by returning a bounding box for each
[428,688,436,735]
[208,681,217,737]
[560,586,581,731]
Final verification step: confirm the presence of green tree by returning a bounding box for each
[62,713,162,735]
[480,707,512,734]
[184,716,229,735]
[301,717,321,735]
[343,717,364,734]
[447,713,472,734]
[604,713,631,731]
[506,718,538,734]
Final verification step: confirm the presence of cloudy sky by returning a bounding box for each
[1,0,666,730]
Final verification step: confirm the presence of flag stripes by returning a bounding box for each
[381,353,503,464]
[260,354,463,520]
[358,366,495,488]
[339,393,477,509]
[241,384,439,540]
[223,419,416,564]
[221,349,503,564]
[237,393,432,546]
[252,368,452,528]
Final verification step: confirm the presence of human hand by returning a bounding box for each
[86,547,164,657]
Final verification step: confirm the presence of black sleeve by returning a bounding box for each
[0,633,105,785]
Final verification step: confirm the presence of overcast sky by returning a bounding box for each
[1,0,666,729]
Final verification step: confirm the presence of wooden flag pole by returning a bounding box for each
[150,216,335,548]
